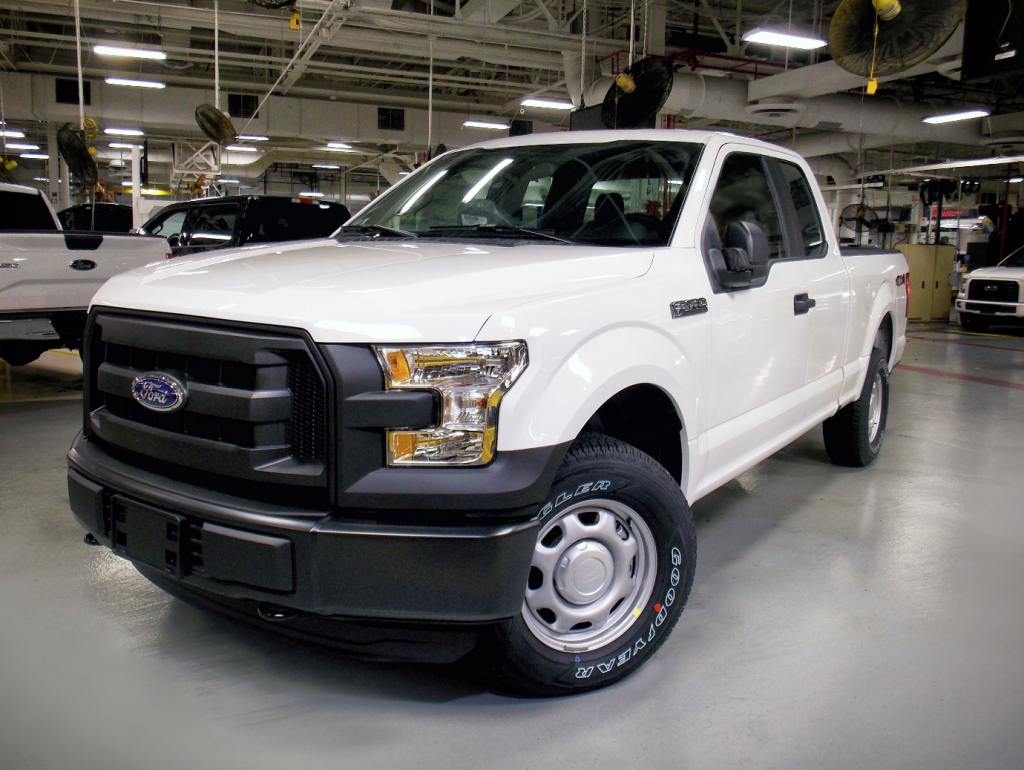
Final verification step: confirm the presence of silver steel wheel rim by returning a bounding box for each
[522,499,658,653]
[868,370,884,444]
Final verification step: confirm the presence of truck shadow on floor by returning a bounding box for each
[143,427,855,705]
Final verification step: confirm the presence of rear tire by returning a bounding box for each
[823,344,889,468]
[475,433,696,696]
[959,313,990,333]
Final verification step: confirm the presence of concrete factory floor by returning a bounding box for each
[2,325,1024,770]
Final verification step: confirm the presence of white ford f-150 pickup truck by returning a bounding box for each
[0,182,170,365]
[66,130,908,695]
[955,249,1024,331]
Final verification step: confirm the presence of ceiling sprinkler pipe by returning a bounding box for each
[872,0,901,22]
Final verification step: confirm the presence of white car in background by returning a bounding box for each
[0,182,170,365]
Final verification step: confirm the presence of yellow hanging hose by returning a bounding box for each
[865,0,901,95]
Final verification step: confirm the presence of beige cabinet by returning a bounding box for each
[897,244,957,321]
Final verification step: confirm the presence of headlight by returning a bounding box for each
[958,281,968,297]
[373,342,528,466]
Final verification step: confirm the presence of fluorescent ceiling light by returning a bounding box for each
[325,146,359,153]
[399,171,411,176]
[399,170,447,214]
[32,177,60,182]
[19,153,49,159]
[298,191,324,197]
[94,44,166,60]
[327,141,352,149]
[922,109,990,124]
[225,144,260,152]
[5,143,39,150]
[105,127,144,136]
[108,142,140,149]
[463,120,509,130]
[1011,177,1024,183]
[348,193,372,202]
[105,77,165,89]
[521,98,573,110]
[108,160,125,166]
[312,163,340,169]
[0,129,25,138]
[236,134,268,141]
[462,158,514,203]
[218,178,241,184]
[742,28,826,50]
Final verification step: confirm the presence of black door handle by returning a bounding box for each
[794,293,816,315]
[69,259,97,271]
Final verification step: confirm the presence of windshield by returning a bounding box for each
[348,140,703,247]
[999,247,1024,268]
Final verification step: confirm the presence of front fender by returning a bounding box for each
[495,325,706,493]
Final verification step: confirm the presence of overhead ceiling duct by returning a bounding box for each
[584,71,986,154]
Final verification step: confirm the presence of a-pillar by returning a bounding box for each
[131,145,142,228]
[46,125,62,209]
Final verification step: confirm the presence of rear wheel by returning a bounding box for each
[823,344,889,467]
[476,433,695,696]
[959,313,990,333]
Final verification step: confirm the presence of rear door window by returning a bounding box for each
[246,200,350,244]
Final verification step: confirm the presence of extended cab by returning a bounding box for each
[0,183,170,366]
[66,131,908,695]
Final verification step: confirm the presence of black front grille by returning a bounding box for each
[86,313,329,491]
[286,357,326,463]
[968,280,1020,303]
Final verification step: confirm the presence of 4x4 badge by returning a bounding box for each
[670,298,708,318]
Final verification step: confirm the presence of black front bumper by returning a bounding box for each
[68,433,556,655]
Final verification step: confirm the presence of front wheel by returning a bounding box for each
[959,313,990,333]
[823,345,890,467]
[475,433,696,696]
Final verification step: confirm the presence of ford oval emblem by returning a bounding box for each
[131,372,187,413]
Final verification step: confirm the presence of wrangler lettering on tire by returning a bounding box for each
[475,433,696,696]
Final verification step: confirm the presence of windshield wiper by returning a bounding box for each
[425,224,578,245]
[336,224,418,239]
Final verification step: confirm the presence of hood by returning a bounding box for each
[91,238,654,343]
[968,266,1024,281]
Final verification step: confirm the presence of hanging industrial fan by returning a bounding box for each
[828,0,966,78]
[56,124,97,187]
[195,104,237,145]
[842,202,881,232]
[601,56,674,130]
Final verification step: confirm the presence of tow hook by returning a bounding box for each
[258,603,300,622]
[83,533,101,546]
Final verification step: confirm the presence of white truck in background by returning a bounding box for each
[0,182,170,366]
[66,131,908,696]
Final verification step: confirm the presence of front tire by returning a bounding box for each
[959,313,990,333]
[823,344,890,467]
[476,433,696,696]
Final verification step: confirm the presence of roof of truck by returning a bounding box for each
[0,182,44,196]
[467,128,792,156]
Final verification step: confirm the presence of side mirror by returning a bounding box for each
[725,221,769,266]
[166,234,180,249]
